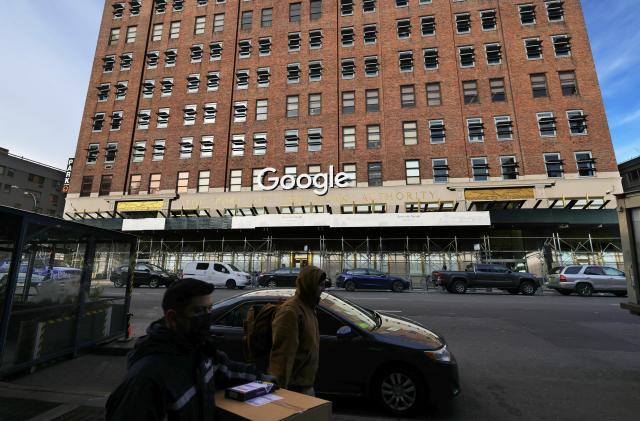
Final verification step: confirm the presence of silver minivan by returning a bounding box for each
[547,265,628,297]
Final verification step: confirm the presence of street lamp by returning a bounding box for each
[10,185,38,211]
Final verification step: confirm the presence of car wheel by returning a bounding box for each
[226,279,237,289]
[345,280,356,292]
[112,279,125,288]
[391,281,404,293]
[507,289,519,295]
[558,290,573,296]
[613,291,627,297]
[267,280,276,288]
[519,281,536,296]
[375,367,425,417]
[451,280,467,294]
[576,283,593,297]
[148,278,160,289]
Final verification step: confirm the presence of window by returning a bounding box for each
[405,160,421,185]
[113,3,125,18]
[530,74,548,98]
[285,130,299,153]
[238,40,251,58]
[423,48,439,69]
[467,118,484,142]
[160,78,174,96]
[287,63,301,83]
[233,102,247,123]
[203,103,217,124]
[367,163,382,187]
[133,141,146,162]
[288,32,301,51]
[552,35,571,57]
[519,4,536,25]
[259,37,272,56]
[128,174,141,195]
[256,99,268,121]
[426,83,441,106]
[567,110,588,135]
[157,108,170,128]
[187,74,200,93]
[432,159,449,183]
[309,93,322,116]
[252,133,267,156]
[289,3,301,22]
[105,143,118,162]
[495,116,513,140]
[99,175,112,196]
[109,28,120,45]
[241,11,252,30]
[183,105,197,126]
[173,0,184,12]
[342,127,356,149]
[342,91,355,114]
[501,157,518,180]
[194,16,206,35]
[459,46,475,67]
[341,58,355,79]
[80,176,93,197]
[130,0,141,15]
[213,13,224,32]
[261,8,273,27]
[103,55,115,72]
[152,24,163,42]
[403,121,418,145]
[92,113,105,131]
[366,89,379,112]
[310,0,322,20]
[429,119,445,143]
[559,71,578,96]
[137,109,151,129]
[143,80,155,98]
[397,19,411,38]
[153,140,166,161]
[252,168,265,190]
[120,53,133,70]
[544,153,563,178]
[97,83,109,102]
[126,26,137,43]
[286,95,299,118]
[191,44,203,62]
[146,51,159,68]
[537,112,557,136]
[575,152,595,177]
[341,27,354,47]
[310,30,323,48]
[485,43,502,65]
[463,81,479,105]
[177,171,189,193]
[421,16,436,36]
[236,70,249,89]
[232,134,245,157]
[363,0,376,13]
[545,0,564,22]
[197,171,210,193]
[169,21,180,39]
[201,136,214,158]
[343,164,356,187]
[341,0,353,16]
[367,125,381,149]
[309,61,323,81]
[525,38,543,60]
[396,0,408,7]
[164,49,177,67]
[364,56,379,76]
[257,68,270,87]
[472,157,489,181]
[210,42,223,60]
[456,13,471,33]
[87,144,99,164]
[364,25,377,44]
[490,78,506,102]
[110,111,123,131]
[308,128,322,152]
[399,51,414,72]
[149,174,162,194]
[155,0,167,14]
[481,10,497,30]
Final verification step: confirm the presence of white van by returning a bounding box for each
[181,261,251,289]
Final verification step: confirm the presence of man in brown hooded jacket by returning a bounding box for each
[268,265,326,395]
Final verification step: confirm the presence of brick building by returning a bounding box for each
[65,0,623,277]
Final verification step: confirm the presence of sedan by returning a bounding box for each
[110,263,178,288]
[336,268,411,292]
[257,267,332,288]
[209,289,459,416]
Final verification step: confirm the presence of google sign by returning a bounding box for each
[256,166,353,196]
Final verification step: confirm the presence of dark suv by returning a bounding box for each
[110,263,178,288]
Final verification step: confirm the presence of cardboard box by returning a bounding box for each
[215,389,332,421]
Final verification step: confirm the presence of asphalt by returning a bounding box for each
[1,287,639,420]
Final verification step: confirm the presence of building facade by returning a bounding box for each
[619,156,640,193]
[65,0,623,278]
[0,148,65,217]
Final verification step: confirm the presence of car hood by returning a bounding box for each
[371,313,444,350]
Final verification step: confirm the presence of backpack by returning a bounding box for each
[243,303,281,371]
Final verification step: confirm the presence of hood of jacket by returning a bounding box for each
[127,318,194,369]
[294,266,326,307]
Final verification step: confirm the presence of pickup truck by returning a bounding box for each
[432,264,541,295]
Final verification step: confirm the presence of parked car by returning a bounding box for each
[433,263,541,295]
[110,263,178,288]
[547,265,628,297]
[257,267,332,288]
[181,261,251,289]
[336,268,411,292]
[209,289,459,416]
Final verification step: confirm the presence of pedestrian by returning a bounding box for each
[106,278,273,421]
[442,263,447,271]
[268,265,325,396]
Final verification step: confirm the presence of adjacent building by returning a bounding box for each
[65,0,623,278]
[0,148,65,217]
[619,155,640,193]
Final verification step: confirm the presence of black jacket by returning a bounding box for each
[106,319,260,421]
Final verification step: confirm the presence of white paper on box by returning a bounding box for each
[246,394,284,407]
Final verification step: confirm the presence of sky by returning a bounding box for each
[0,0,638,170]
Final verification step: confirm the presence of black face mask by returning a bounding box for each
[179,313,214,345]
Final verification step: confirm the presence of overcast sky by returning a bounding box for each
[0,0,638,170]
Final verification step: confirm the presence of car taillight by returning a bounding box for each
[559,275,567,282]
[434,272,443,281]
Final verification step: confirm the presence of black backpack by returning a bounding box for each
[243,303,281,371]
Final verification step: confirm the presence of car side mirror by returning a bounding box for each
[336,326,353,339]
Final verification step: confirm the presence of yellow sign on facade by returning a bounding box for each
[117,200,165,212]
[464,187,535,201]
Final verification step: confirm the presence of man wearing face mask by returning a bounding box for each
[106,278,271,421]
[268,265,326,395]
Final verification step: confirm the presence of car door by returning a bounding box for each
[193,262,210,283]
[365,269,386,289]
[602,267,627,291]
[490,265,512,288]
[287,268,300,286]
[134,264,150,285]
[583,266,606,291]
[350,269,368,288]
[213,263,230,286]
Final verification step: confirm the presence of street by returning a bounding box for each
[124,286,640,420]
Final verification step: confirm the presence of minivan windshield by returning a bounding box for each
[228,264,241,272]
